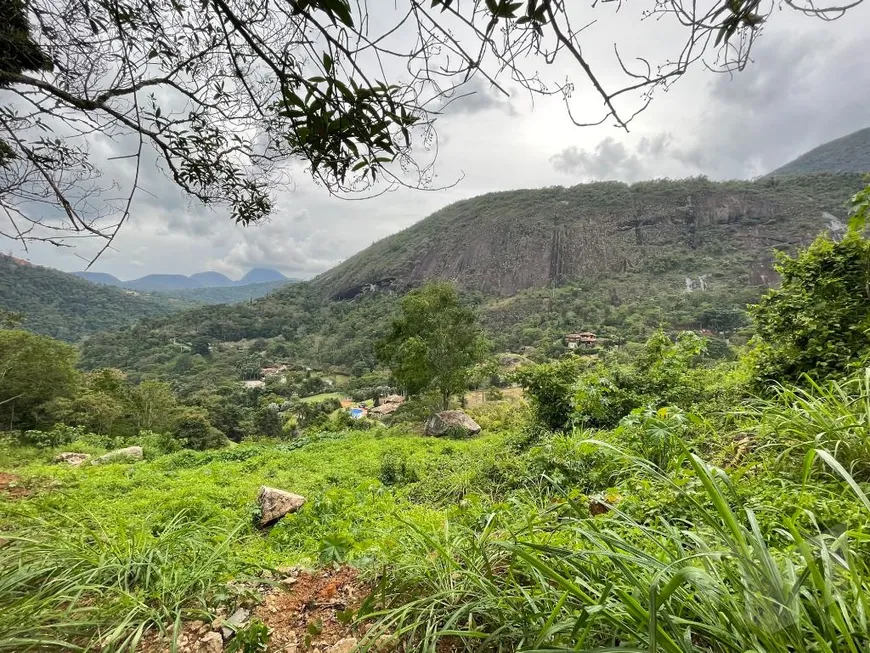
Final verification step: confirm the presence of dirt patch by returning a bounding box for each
[138,566,373,653]
[255,566,367,652]
[0,472,29,499]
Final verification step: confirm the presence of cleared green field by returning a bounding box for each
[298,391,345,404]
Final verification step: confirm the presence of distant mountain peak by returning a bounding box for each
[190,271,234,287]
[73,268,288,291]
[240,268,287,284]
[73,271,123,286]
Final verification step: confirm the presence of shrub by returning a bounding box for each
[514,357,583,431]
[136,429,183,457]
[379,452,419,486]
[525,430,623,492]
[617,405,691,471]
[750,231,870,389]
[465,400,529,433]
[173,409,228,450]
[20,423,87,449]
[518,331,725,431]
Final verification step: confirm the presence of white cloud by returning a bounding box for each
[10,4,870,279]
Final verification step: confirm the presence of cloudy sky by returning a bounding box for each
[10,2,870,281]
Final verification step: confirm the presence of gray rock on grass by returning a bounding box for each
[424,410,481,437]
[53,452,92,466]
[257,486,306,526]
[91,446,143,465]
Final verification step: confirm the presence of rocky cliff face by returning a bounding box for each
[313,174,864,298]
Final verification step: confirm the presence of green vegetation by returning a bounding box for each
[0,255,190,342]
[750,231,870,388]
[76,174,865,397]
[4,184,870,651]
[0,330,78,430]
[377,283,488,408]
[767,127,870,176]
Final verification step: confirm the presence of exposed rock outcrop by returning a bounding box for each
[92,446,143,465]
[257,486,306,526]
[53,452,91,466]
[424,410,481,437]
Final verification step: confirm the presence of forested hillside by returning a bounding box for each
[149,279,295,304]
[313,174,864,298]
[767,127,870,177]
[0,255,188,341]
[80,174,862,392]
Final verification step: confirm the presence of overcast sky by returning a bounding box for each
[9,3,870,281]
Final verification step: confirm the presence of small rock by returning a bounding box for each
[327,637,358,653]
[424,410,481,437]
[280,576,299,589]
[257,486,306,526]
[91,446,143,465]
[53,452,91,466]
[198,631,224,653]
[188,620,207,635]
[221,607,250,640]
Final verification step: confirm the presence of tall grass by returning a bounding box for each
[0,510,247,651]
[753,369,870,480]
[367,448,870,652]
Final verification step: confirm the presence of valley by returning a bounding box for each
[3,119,870,652]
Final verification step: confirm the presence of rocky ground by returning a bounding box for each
[140,566,375,653]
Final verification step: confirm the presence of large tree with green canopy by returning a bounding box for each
[377,282,488,409]
[0,329,78,429]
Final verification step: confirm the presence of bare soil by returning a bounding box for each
[0,471,29,499]
[139,565,371,653]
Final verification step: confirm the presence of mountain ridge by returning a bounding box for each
[73,267,290,292]
[766,127,870,177]
[312,174,864,299]
[81,173,866,386]
[0,254,186,341]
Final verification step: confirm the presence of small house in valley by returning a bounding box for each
[565,332,597,349]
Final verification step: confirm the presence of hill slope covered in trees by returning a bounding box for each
[766,127,870,177]
[0,255,189,341]
[80,174,864,389]
[313,174,864,298]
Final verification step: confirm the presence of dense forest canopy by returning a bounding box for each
[0,254,189,341]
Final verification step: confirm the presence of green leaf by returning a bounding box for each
[307,619,323,636]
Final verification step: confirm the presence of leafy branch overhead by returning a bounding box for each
[0,0,862,256]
